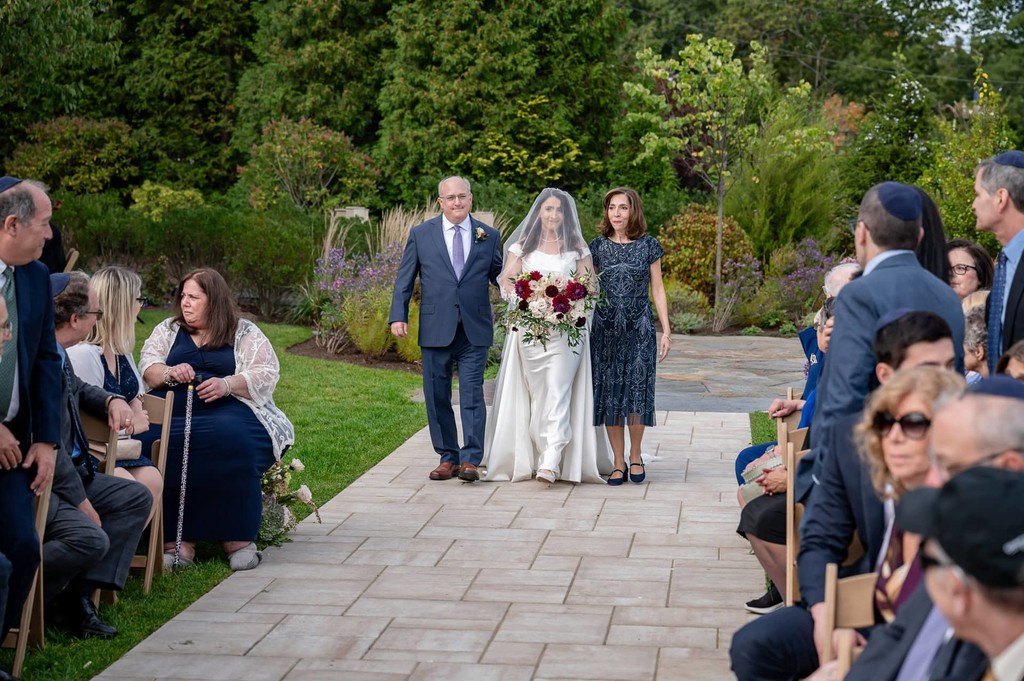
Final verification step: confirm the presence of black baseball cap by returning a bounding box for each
[898,467,1024,588]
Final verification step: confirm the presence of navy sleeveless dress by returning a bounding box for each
[143,330,276,541]
[102,354,155,469]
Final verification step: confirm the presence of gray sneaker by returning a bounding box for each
[228,542,263,571]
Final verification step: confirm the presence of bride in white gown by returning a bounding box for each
[482,188,613,483]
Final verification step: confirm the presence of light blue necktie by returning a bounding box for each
[0,268,18,419]
[987,251,1008,374]
[452,224,465,279]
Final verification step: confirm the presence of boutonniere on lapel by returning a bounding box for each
[475,227,487,242]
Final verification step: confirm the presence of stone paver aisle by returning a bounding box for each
[96,410,762,681]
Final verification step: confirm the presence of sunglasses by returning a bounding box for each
[872,411,931,439]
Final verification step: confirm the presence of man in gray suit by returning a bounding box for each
[45,272,151,639]
[389,176,503,481]
[799,182,964,505]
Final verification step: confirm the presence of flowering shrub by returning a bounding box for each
[500,270,598,347]
[714,254,764,331]
[259,458,321,547]
[735,238,834,327]
[313,244,405,355]
[658,203,754,302]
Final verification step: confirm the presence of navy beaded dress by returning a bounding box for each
[142,330,276,541]
[589,235,665,427]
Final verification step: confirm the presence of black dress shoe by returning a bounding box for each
[75,596,118,639]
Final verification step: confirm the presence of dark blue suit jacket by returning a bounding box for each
[10,260,61,448]
[799,253,964,501]
[388,215,503,348]
[846,584,988,681]
[797,412,885,607]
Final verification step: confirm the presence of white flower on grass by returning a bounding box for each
[290,458,305,472]
[296,484,313,504]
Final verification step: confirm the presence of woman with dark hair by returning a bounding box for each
[914,188,950,282]
[590,187,671,485]
[139,268,294,571]
[996,339,1024,379]
[946,238,994,300]
[483,189,612,483]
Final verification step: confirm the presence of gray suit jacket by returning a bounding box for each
[389,215,503,347]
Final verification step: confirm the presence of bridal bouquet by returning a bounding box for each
[259,457,322,546]
[501,270,599,347]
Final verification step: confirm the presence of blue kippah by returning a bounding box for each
[875,182,922,220]
[874,307,915,336]
[0,176,23,193]
[966,375,1024,400]
[50,273,70,298]
[994,151,1024,169]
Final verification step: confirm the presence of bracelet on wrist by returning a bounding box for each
[162,366,179,387]
[222,377,232,396]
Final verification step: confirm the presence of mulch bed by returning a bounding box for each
[286,337,422,374]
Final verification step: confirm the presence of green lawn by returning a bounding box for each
[2,310,428,680]
[749,410,775,445]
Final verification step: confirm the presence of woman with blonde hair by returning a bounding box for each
[854,366,965,620]
[68,265,163,510]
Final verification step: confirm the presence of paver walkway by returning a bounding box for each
[96,336,806,681]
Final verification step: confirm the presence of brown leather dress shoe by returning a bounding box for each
[429,462,460,480]
[458,463,480,482]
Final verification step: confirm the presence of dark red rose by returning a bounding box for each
[552,295,570,313]
[545,285,559,298]
[518,300,529,310]
[575,317,587,327]
[514,279,533,299]
[529,271,542,280]
[566,281,587,301]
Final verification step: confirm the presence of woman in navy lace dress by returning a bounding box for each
[68,265,163,514]
[589,187,671,485]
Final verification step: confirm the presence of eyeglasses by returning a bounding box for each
[848,219,860,236]
[944,449,1011,477]
[872,411,931,439]
[0,320,11,334]
[439,193,469,203]
[81,310,104,320]
[949,264,978,277]
[135,296,151,308]
[918,551,953,571]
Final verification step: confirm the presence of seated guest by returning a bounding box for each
[996,340,1024,379]
[962,288,990,312]
[947,238,994,301]
[963,304,989,384]
[139,268,294,571]
[808,376,1024,681]
[731,310,960,680]
[67,265,162,514]
[46,272,152,639]
[899,467,1024,681]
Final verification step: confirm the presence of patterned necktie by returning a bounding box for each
[988,251,1008,374]
[452,224,465,279]
[0,268,19,419]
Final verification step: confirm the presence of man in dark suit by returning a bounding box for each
[974,152,1024,373]
[389,176,503,482]
[0,177,61,665]
[799,182,964,505]
[45,272,151,639]
[731,310,958,680]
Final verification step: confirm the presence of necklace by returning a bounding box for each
[541,236,561,243]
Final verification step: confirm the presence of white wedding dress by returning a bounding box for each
[482,247,614,483]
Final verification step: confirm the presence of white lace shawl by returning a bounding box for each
[139,318,295,460]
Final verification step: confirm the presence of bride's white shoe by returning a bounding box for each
[536,469,557,483]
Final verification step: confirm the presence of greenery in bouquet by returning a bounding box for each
[259,457,322,547]
[501,269,599,348]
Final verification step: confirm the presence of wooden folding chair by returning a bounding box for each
[775,387,808,453]
[822,562,876,673]
[784,442,811,606]
[0,475,54,677]
[62,248,79,273]
[80,391,173,594]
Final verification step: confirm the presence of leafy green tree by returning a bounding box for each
[233,0,392,154]
[376,0,626,203]
[625,35,773,305]
[0,0,118,167]
[624,0,724,58]
[117,0,257,189]
[918,66,1014,245]
[725,84,844,259]
[971,1,1024,139]
[7,117,138,194]
[240,117,379,212]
